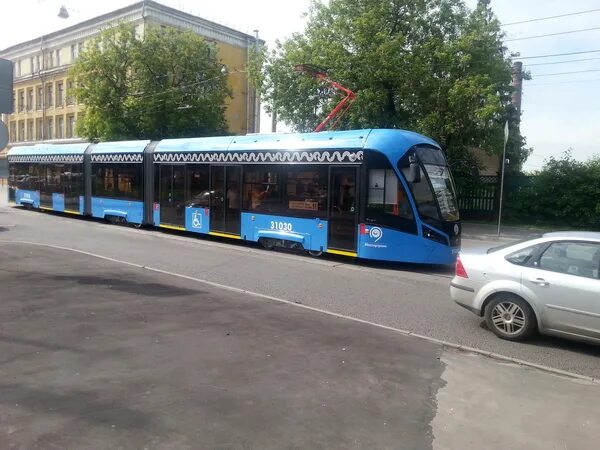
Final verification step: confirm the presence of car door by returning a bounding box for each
[520,241,600,339]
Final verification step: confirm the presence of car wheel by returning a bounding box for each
[484,294,537,341]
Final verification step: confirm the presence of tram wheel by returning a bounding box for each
[259,238,276,250]
[307,250,323,257]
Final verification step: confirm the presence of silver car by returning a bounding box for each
[451,232,600,343]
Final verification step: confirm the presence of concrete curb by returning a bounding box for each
[1,239,598,386]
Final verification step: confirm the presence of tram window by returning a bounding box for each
[243,166,282,213]
[26,163,40,191]
[93,166,115,197]
[187,165,209,207]
[367,169,413,219]
[70,165,83,197]
[47,164,64,193]
[365,150,416,233]
[13,164,30,190]
[284,166,328,217]
[93,163,142,200]
[114,164,142,200]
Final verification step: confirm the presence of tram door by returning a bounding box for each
[210,165,241,235]
[64,165,83,211]
[39,165,53,208]
[160,164,186,227]
[328,166,359,252]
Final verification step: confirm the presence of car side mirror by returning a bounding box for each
[407,163,421,183]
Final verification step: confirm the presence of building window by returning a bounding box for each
[57,81,64,106]
[46,118,53,139]
[18,90,25,112]
[18,121,25,142]
[36,55,41,72]
[36,86,43,109]
[9,122,16,142]
[46,51,53,69]
[78,41,84,55]
[55,49,61,66]
[27,88,34,111]
[46,84,53,107]
[12,90,15,112]
[70,44,76,61]
[66,80,74,105]
[29,57,34,74]
[36,119,43,140]
[27,120,34,141]
[66,114,75,138]
[57,116,64,139]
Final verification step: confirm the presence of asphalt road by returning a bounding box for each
[0,242,445,449]
[1,206,599,378]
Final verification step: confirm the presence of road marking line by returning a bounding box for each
[0,239,597,385]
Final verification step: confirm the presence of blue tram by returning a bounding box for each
[7,129,461,264]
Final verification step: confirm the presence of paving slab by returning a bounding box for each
[433,350,600,450]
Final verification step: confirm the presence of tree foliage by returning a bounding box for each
[507,152,600,229]
[71,25,231,141]
[252,0,529,171]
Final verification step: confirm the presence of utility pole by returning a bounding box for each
[271,108,277,133]
[511,61,523,122]
[253,29,261,133]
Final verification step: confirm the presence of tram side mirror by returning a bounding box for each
[407,162,421,183]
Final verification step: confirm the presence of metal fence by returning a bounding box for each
[456,175,498,220]
[456,174,536,220]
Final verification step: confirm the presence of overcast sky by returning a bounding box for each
[1,0,598,172]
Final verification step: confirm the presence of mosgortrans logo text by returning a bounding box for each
[360,224,387,248]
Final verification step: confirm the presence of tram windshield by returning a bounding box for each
[401,146,459,222]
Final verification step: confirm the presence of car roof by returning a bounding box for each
[542,231,600,242]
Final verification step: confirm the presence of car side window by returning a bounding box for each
[505,245,540,266]
[538,242,600,279]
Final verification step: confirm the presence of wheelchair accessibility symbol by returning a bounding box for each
[191,210,202,229]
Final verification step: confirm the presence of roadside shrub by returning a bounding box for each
[507,152,600,230]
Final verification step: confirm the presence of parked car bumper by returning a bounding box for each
[450,281,481,316]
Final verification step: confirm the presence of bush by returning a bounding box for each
[507,152,600,230]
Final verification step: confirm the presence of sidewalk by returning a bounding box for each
[462,221,550,242]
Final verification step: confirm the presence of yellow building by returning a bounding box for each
[0,0,261,153]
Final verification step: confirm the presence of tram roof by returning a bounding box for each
[90,140,151,154]
[155,129,440,158]
[7,129,440,160]
[7,143,90,156]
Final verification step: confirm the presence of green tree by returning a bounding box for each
[253,0,529,171]
[71,24,231,141]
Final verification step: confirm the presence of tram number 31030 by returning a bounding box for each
[270,221,293,232]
